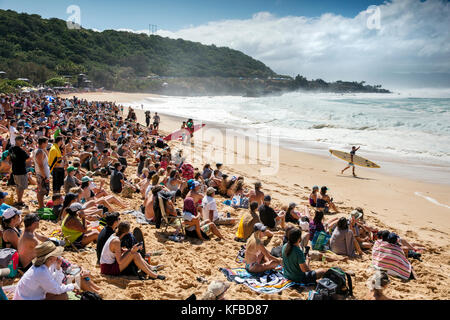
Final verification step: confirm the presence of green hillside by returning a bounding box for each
[0,9,276,89]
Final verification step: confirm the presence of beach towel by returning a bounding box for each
[122,210,150,225]
[220,267,312,294]
[372,240,412,280]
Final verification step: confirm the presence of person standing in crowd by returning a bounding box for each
[34,137,50,209]
[48,136,65,193]
[9,136,29,207]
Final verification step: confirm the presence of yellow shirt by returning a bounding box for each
[48,143,62,172]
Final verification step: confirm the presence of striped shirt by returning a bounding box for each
[372,240,411,280]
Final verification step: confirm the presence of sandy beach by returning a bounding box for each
[10,90,442,300]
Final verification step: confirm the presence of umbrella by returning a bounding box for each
[46,96,55,102]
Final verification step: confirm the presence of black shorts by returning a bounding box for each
[303,270,317,284]
[185,229,209,240]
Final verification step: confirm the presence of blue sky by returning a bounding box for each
[0,0,386,31]
[1,0,449,88]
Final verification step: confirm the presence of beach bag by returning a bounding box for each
[311,231,331,251]
[321,267,353,297]
[37,207,57,221]
[0,248,19,279]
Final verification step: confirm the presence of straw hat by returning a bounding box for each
[33,241,64,267]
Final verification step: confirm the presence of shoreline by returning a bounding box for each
[62,91,450,247]
[121,93,450,187]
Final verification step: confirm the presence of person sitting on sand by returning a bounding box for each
[244,223,281,273]
[285,203,301,224]
[61,203,100,249]
[309,186,319,208]
[372,232,417,280]
[330,217,363,257]
[309,211,326,241]
[258,195,285,230]
[364,270,393,300]
[235,202,273,242]
[64,166,81,194]
[186,180,204,209]
[1,207,22,250]
[282,227,327,284]
[348,210,373,250]
[202,187,236,225]
[183,197,223,240]
[207,169,223,191]
[200,280,231,300]
[202,164,213,180]
[248,182,265,206]
[96,212,120,265]
[17,213,49,272]
[316,186,339,213]
[13,241,79,300]
[100,221,165,280]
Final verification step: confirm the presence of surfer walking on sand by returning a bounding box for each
[341,146,360,177]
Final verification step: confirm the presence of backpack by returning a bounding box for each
[309,267,353,300]
[37,207,57,221]
[0,248,19,278]
[311,231,331,251]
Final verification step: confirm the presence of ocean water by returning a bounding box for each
[129,90,450,184]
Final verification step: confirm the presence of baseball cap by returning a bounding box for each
[69,203,84,212]
[1,150,9,161]
[264,195,271,202]
[206,187,216,196]
[190,181,200,190]
[2,207,22,220]
[0,191,8,199]
[81,176,93,183]
[349,209,363,220]
[67,166,78,173]
[253,223,267,233]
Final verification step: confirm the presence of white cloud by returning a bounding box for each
[147,0,449,88]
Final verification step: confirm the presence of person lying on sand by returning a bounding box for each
[100,221,165,280]
[244,223,281,273]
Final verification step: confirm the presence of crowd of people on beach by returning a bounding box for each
[0,91,425,300]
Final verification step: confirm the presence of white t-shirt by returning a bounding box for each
[13,264,75,300]
[202,196,219,222]
[9,125,18,146]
